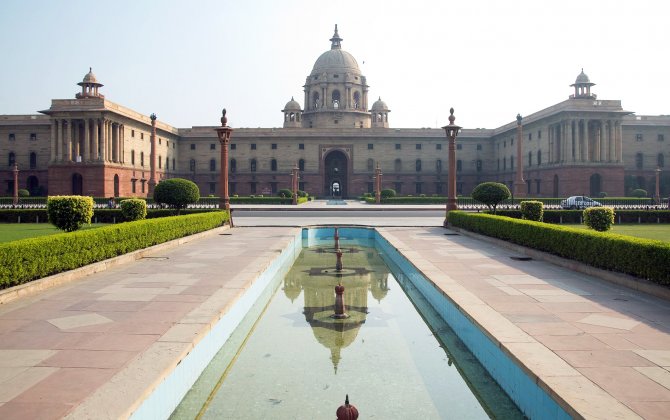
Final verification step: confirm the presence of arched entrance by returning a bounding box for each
[72,173,83,195]
[553,175,559,198]
[26,176,39,196]
[589,173,602,197]
[113,174,120,197]
[324,150,348,198]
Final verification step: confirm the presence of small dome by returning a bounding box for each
[371,97,388,111]
[78,67,103,87]
[575,68,590,84]
[283,97,301,111]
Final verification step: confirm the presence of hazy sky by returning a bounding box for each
[1,0,668,130]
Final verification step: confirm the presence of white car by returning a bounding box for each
[560,196,602,210]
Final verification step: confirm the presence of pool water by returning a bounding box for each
[172,232,523,419]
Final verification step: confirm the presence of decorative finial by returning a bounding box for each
[150,113,157,122]
[448,107,455,125]
[89,67,92,73]
[330,24,343,49]
[345,395,349,405]
[221,108,227,127]
[516,113,522,125]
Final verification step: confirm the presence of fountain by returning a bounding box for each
[336,394,359,420]
[331,282,349,319]
[335,248,343,271]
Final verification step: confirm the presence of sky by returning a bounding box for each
[1,0,669,130]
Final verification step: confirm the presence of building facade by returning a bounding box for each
[1,27,669,199]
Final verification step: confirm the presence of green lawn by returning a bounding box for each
[563,224,670,242]
[0,223,109,243]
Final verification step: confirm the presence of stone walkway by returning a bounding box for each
[0,223,669,419]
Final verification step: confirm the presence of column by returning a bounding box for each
[570,120,576,162]
[73,121,80,161]
[548,125,553,163]
[66,119,72,161]
[576,120,582,162]
[616,121,623,162]
[107,121,112,162]
[594,121,601,162]
[92,119,99,161]
[57,119,64,162]
[600,120,606,162]
[119,124,125,163]
[99,119,106,161]
[50,119,57,162]
[608,119,615,162]
[83,118,90,162]
[112,123,119,163]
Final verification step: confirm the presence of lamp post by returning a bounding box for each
[12,163,19,206]
[442,108,461,223]
[656,166,661,205]
[513,114,526,198]
[374,162,382,204]
[148,113,157,197]
[215,109,234,221]
[291,162,299,205]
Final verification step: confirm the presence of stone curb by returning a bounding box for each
[0,224,230,306]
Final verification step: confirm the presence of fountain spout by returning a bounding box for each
[335,248,343,272]
[332,282,349,319]
[334,227,340,249]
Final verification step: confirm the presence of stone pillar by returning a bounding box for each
[148,114,157,195]
[616,121,623,162]
[513,114,526,197]
[50,119,57,162]
[112,123,119,163]
[83,118,90,162]
[57,119,64,162]
[66,119,72,161]
[594,121,601,162]
[608,120,615,162]
[576,120,582,162]
[92,119,99,161]
[99,119,106,161]
[107,121,112,162]
[120,124,124,163]
[548,124,553,163]
[73,121,80,161]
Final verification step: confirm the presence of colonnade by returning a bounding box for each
[50,117,125,164]
[547,118,623,164]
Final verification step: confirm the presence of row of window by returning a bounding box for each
[635,153,665,169]
[636,134,665,142]
[6,133,38,141]
[7,152,38,169]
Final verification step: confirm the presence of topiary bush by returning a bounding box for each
[47,196,94,232]
[120,198,147,221]
[18,189,30,197]
[471,182,511,214]
[153,178,200,211]
[278,188,293,198]
[631,189,648,198]
[297,190,308,198]
[381,188,396,199]
[520,200,544,222]
[583,207,615,232]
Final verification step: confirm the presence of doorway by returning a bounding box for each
[72,173,83,195]
[324,150,348,198]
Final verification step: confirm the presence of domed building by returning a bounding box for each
[1,27,668,199]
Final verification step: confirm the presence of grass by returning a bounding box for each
[0,223,109,243]
[562,223,670,242]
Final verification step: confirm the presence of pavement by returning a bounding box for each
[0,204,669,419]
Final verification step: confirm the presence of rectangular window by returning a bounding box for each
[415,183,422,195]
[659,134,665,142]
[299,144,304,150]
[368,144,373,150]
[190,144,196,150]
[231,144,236,150]
[8,133,15,141]
[30,133,37,141]
[528,133,532,140]
[159,138,162,145]
[250,183,257,194]
[141,133,144,140]
[271,143,277,150]
[298,182,305,191]
[436,144,442,150]
[131,179,136,193]
[636,134,643,142]
[538,130,542,139]
[476,144,482,150]
[131,130,135,138]
[456,160,462,172]
[416,144,422,150]
[536,179,541,194]
[210,143,216,150]
[251,144,256,150]
[436,183,443,195]
[456,144,462,150]
[394,182,402,194]
[209,182,216,194]
[395,144,401,150]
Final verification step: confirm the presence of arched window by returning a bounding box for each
[8,152,15,166]
[250,159,257,172]
[537,150,542,166]
[271,159,277,171]
[353,91,361,109]
[636,152,644,169]
[367,158,374,172]
[312,92,320,109]
[298,159,305,172]
[289,113,296,122]
[456,160,462,172]
[436,159,442,172]
[189,159,196,172]
[230,159,237,173]
[131,150,135,165]
[394,158,402,172]
[658,153,665,168]
[332,90,340,108]
[30,152,37,169]
[140,152,144,167]
[415,159,422,172]
[210,158,216,171]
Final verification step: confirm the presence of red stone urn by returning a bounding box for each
[336,394,359,420]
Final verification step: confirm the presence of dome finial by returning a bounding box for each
[330,24,342,49]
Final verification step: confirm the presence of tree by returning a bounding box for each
[153,178,200,212]
[47,196,94,232]
[472,182,511,214]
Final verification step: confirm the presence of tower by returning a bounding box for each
[370,97,390,128]
[570,69,596,99]
[76,67,104,99]
[282,97,302,128]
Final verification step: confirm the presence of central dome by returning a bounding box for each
[310,25,361,75]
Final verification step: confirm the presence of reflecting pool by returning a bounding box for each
[172,230,523,419]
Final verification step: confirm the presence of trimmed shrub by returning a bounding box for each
[278,188,293,198]
[47,196,94,232]
[631,189,648,198]
[584,207,615,232]
[381,189,396,199]
[472,182,511,214]
[18,189,30,197]
[297,190,308,198]
[520,200,544,222]
[120,199,147,221]
[448,211,670,285]
[154,178,200,210]
[0,211,229,288]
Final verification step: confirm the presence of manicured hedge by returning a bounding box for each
[0,211,229,288]
[448,211,670,285]
[0,208,220,223]
[495,209,670,224]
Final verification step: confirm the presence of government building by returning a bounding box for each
[1,26,669,199]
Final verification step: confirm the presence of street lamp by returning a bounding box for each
[374,162,383,204]
[215,109,234,222]
[442,108,461,222]
[12,163,19,206]
[291,162,299,205]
